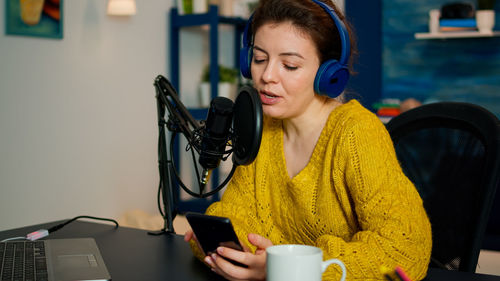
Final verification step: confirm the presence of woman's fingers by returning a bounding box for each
[213,246,266,280]
[205,254,242,281]
[240,240,251,252]
[184,229,205,255]
[197,233,271,280]
[184,230,193,242]
[248,233,273,250]
[217,246,249,266]
[211,252,250,280]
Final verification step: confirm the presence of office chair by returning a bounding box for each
[386,102,500,272]
[484,192,500,251]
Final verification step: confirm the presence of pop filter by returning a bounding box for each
[232,85,263,166]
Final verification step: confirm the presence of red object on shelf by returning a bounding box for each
[377,107,401,117]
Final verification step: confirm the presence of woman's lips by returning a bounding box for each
[259,91,280,105]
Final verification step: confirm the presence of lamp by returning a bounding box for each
[107,0,136,16]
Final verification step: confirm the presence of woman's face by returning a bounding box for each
[251,22,321,120]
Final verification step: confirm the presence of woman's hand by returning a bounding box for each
[184,229,204,253]
[184,229,195,242]
[204,233,273,281]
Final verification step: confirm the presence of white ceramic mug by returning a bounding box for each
[266,244,346,281]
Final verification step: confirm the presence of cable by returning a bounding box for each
[1,237,27,242]
[157,181,165,218]
[0,216,119,242]
[169,131,236,198]
[47,216,119,234]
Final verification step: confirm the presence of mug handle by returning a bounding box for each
[322,259,346,281]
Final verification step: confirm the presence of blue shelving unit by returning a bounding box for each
[169,5,248,213]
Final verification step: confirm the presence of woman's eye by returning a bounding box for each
[253,58,266,64]
[284,65,298,71]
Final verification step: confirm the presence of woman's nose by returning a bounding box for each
[261,61,279,83]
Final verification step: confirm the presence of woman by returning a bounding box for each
[185,0,432,280]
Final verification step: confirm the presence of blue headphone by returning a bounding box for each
[239,0,351,98]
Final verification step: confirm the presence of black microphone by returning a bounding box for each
[199,97,234,186]
[154,75,262,195]
[152,75,262,234]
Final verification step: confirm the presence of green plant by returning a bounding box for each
[478,0,496,10]
[201,65,239,83]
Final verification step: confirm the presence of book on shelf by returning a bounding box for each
[439,18,476,27]
[439,26,478,32]
[439,18,477,32]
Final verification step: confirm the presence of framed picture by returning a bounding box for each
[5,0,63,39]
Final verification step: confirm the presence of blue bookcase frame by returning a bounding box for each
[169,5,248,213]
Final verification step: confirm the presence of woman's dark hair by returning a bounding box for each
[251,0,357,73]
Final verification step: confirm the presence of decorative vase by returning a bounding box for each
[476,10,496,34]
[217,82,237,100]
[219,0,233,16]
[199,82,237,107]
[193,0,208,13]
[428,9,441,34]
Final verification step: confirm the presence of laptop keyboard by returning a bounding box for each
[0,241,49,281]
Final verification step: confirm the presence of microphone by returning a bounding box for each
[153,75,262,196]
[152,75,262,234]
[199,97,234,187]
[198,86,263,188]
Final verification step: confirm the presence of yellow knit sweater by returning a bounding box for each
[194,100,432,280]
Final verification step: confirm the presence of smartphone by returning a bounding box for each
[185,212,247,267]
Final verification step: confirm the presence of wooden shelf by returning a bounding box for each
[415,31,500,39]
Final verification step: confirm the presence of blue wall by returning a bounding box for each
[346,1,382,110]
[382,0,500,117]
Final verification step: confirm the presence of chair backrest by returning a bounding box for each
[386,102,500,272]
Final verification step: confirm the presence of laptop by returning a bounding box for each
[1,238,111,281]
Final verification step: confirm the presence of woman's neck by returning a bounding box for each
[282,96,341,140]
[281,96,342,178]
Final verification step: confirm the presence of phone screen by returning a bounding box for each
[185,212,247,267]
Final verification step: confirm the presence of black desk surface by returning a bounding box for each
[1,220,499,281]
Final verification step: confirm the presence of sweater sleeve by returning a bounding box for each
[206,163,263,251]
[316,116,432,281]
[189,163,263,260]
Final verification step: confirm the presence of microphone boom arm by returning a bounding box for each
[150,75,237,235]
[154,75,201,141]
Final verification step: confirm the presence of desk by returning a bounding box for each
[1,221,499,281]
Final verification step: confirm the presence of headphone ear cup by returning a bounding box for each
[314,60,350,98]
[239,46,252,79]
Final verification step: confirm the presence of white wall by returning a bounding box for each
[0,0,344,231]
[0,0,184,231]
[334,0,344,12]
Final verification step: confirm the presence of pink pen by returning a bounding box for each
[395,266,412,281]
